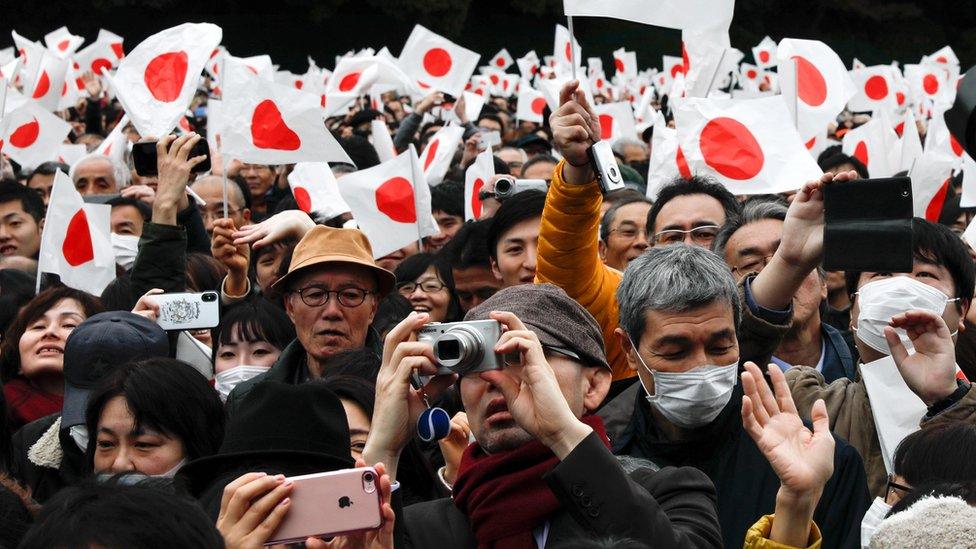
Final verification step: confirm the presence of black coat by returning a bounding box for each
[9,414,85,503]
[601,383,871,549]
[399,432,723,548]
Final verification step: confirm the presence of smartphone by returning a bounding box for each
[154,291,220,331]
[131,139,211,176]
[823,177,913,273]
[266,468,383,545]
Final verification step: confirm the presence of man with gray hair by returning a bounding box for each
[69,154,129,196]
[611,138,649,164]
[713,197,856,383]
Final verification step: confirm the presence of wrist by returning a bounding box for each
[775,487,821,514]
[560,161,595,186]
[361,446,400,480]
[770,488,821,547]
[545,420,592,460]
[923,379,966,408]
[224,272,248,297]
[152,204,178,226]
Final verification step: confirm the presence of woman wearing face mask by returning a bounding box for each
[0,287,103,430]
[394,254,462,323]
[210,299,296,402]
[85,358,224,478]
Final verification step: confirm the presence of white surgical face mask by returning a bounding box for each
[152,457,187,479]
[69,424,89,452]
[861,496,892,548]
[111,233,140,270]
[854,276,959,355]
[213,365,268,402]
[629,338,738,429]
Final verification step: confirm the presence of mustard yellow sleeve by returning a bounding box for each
[743,515,822,549]
[535,160,631,380]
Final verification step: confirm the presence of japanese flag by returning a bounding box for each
[0,98,72,169]
[848,65,899,113]
[682,28,732,98]
[662,55,685,87]
[925,107,966,168]
[461,91,486,125]
[44,27,84,59]
[398,25,479,97]
[57,62,85,112]
[12,31,45,87]
[563,0,734,32]
[928,46,960,67]
[897,110,923,173]
[646,116,691,199]
[905,62,954,107]
[74,30,125,76]
[372,119,397,162]
[841,117,900,177]
[777,39,856,144]
[465,146,495,221]
[554,24,582,74]
[287,162,351,220]
[220,58,351,165]
[516,84,547,124]
[675,96,822,195]
[337,147,439,258]
[37,171,115,296]
[419,124,464,186]
[329,56,415,96]
[739,63,763,90]
[593,102,637,144]
[0,57,22,82]
[910,150,956,221]
[108,23,222,138]
[26,51,67,112]
[489,49,514,70]
[56,143,86,167]
[961,153,976,208]
[516,51,540,81]
[752,36,777,69]
[613,48,637,79]
[95,114,130,166]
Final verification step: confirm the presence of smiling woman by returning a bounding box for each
[0,286,103,430]
[394,253,462,323]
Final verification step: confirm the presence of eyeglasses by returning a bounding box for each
[608,227,649,241]
[198,206,241,221]
[653,225,720,246]
[396,280,447,296]
[731,253,775,275]
[292,285,372,308]
[885,474,911,504]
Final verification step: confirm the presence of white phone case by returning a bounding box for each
[154,292,220,331]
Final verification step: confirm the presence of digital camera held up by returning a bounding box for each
[417,320,505,376]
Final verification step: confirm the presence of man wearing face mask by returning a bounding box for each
[598,243,870,549]
[107,197,151,271]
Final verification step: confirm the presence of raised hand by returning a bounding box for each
[437,412,471,486]
[550,80,601,184]
[216,472,294,549]
[212,218,250,297]
[231,210,315,250]
[886,309,959,406]
[153,133,207,225]
[305,461,396,549]
[131,288,164,321]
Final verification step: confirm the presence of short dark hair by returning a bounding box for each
[0,269,36,336]
[646,176,741,234]
[476,113,503,129]
[887,481,976,517]
[0,181,44,223]
[487,189,546,260]
[600,195,652,242]
[213,298,296,358]
[439,219,493,270]
[84,358,225,470]
[106,196,152,220]
[894,422,976,488]
[19,479,223,548]
[844,218,976,308]
[25,161,69,186]
[817,144,869,178]
[394,253,462,322]
[712,196,788,256]
[371,294,414,344]
[430,180,464,218]
[99,274,135,312]
[520,154,558,179]
[185,253,227,293]
[0,286,103,383]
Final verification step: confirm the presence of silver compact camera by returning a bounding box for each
[417,320,504,376]
[491,176,549,201]
[588,140,626,194]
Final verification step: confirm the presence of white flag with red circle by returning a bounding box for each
[841,117,900,177]
[563,0,734,32]
[897,110,923,173]
[593,101,637,144]
[287,162,351,220]
[675,96,822,195]
[612,48,637,80]
[95,114,130,166]
[398,25,479,97]
[337,146,439,258]
[489,49,514,70]
[739,63,763,90]
[848,65,899,113]
[329,56,415,96]
[660,55,685,91]
[777,39,856,145]
[752,36,777,69]
[220,58,352,165]
[0,98,72,169]
[646,116,690,199]
[465,146,494,221]
[924,107,966,168]
[26,51,67,112]
[553,24,582,74]
[44,27,84,59]
[905,62,954,108]
[910,150,956,221]
[11,31,45,87]
[928,46,959,68]
[516,83,547,123]
[37,170,115,296]
[108,23,222,138]
[57,62,86,112]
[56,143,86,167]
[516,51,540,80]
[418,124,464,186]
[74,30,125,76]
[682,28,731,98]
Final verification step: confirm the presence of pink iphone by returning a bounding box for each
[265,467,384,545]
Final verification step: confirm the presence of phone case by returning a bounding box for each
[823,177,914,273]
[266,468,383,545]
[154,292,220,331]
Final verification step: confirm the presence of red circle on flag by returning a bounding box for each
[759,50,770,64]
[495,57,505,67]
[144,51,189,103]
[9,118,39,148]
[805,136,817,150]
[63,209,95,266]
[670,63,683,79]
[614,58,625,73]
[951,135,964,157]
[294,187,312,213]
[339,72,361,92]
[682,43,690,73]
[531,97,546,115]
[699,117,765,180]
[251,100,302,151]
[111,43,124,59]
[57,39,71,52]
[937,55,949,64]
[676,147,691,179]
[923,74,940,96]
[895,121,905,136]
[864,75,888,100]
[92,58,112,76]
[423,139,440,171]
[489,74,500,85]
[926,178,951,221]
[321,94,328,108]
[295,80,303,89]
[599,114,614,141]
[471,178,484,218]
[423,48,453,77]
[376,177,417,223]
[747,69,757,79]
[853,141,869,166]
[793,55,827,107]
[32,71,50,99]
[896,91,906,106]
[564,42,572,62]
[596,78,604,88]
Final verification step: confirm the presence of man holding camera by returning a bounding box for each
[362,284,723,548]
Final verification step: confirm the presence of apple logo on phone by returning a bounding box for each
[338,496,353,508]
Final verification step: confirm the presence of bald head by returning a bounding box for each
[190,175,251,233]
[70,155,123,196]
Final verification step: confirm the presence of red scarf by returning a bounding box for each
[452,415,610,549]
[3,377,63,430]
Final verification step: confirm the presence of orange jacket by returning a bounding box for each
[535,160,633,380]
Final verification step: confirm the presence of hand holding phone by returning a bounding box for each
[153,291,220,331]
[823,176,913,273]
[132,137,211,176]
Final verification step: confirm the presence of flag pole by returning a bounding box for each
[220,56,229,220]
[793,57,799,129]
[567,15,577,82]
[705,49,728,97]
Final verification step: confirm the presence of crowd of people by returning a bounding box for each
[0,19,975,549]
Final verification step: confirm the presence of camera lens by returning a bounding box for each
[202,293,217,302]
[434,327,485,374]
[436,339,461,360]
[494,177,514,197]
[363,471,374,483]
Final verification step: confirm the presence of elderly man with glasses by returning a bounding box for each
[224,225,394,416]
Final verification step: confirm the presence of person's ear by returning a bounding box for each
[242,208,251,223]
[958,299,970,333]
[490,257,503,282]
[614,327,638,372]
[283,293,297,323]
[583,367,612,412]
[598,240,607,261]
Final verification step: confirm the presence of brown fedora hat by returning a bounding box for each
[270,225,396,297]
